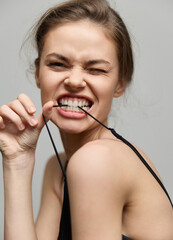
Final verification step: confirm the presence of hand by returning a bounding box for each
[0,93,53,161]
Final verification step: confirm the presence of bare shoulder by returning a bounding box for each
[66,139,173,239]
[67,137,139,174]
[67,139,120,173]
[66,139,136,199]
[66,137,168,203]
[66,140,127,238]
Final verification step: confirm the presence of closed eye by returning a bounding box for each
[88,68,108,74]
[47,62,70,70]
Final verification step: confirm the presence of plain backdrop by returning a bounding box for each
[0,0,173,237]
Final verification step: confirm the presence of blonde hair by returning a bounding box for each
[34,0,133,84]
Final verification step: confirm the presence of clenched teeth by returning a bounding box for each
[58,97,92,112]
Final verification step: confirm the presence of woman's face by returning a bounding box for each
[36,20,123,133]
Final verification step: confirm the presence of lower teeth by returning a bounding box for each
[61,105,90,112]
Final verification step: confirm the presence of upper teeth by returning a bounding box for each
[59,97,91,112]
[59,97,91,107]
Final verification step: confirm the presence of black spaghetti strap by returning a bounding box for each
[42,113,72,239]
[43,105,172,220]
[43,106,172,240]
[43,112,132,240]
[77,106,173,208]
[42,114,67,180]
[109,128,173,208]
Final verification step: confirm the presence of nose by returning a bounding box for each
[64,67,86,91]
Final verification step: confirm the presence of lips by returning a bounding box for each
[58,95,93,113]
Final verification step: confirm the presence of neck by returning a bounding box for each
[60,123,108,160]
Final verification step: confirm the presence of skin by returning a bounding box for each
[36,20,124,157]
[0,20,173,240]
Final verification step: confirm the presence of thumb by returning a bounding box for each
[36,101,54,131]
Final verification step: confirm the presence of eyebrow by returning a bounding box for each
[86,59,111,67]
[46,53,70,63]
[46,53,111,66]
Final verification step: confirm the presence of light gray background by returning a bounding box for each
[0,0,173,237]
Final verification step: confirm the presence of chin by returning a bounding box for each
[59,125,85,135]
[53,119,83,133]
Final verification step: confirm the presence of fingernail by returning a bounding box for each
[28,106,36,113]
[19,124,25,130]
[30,118,38,126]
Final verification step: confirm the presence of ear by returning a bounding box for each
[113,79,126,98]
[35,68,40,88]
[34,58,40,88]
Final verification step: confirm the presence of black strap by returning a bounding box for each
[77,106,173,208]
[42,114,67,180]
[43,106,173,209]
[109,128,173,208]
[43,108,172,240]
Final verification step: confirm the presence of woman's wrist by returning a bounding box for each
[2,150,36,174]
[3,151,38,240]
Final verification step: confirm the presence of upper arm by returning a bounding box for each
[67,142,126,240]
[35,155,65,240]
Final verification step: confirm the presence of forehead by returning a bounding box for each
[42,20,118,63]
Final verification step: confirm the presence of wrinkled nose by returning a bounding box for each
[64,68,86,91]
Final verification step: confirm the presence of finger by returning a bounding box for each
[17,93,36,114]
[0,116,5,129]
[42,101,54,118]
[0,105,25,131]
[36,101,54,130]
[8,100,38,127]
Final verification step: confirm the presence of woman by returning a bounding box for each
[0,0,172,239]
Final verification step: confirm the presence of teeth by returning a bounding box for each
[74,100,78,107]
[58,97,91,112]
[69,100,72,107]
[78,101,82,107]
[83,106,90,111]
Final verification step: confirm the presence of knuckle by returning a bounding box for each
[9,99,19,108]
[13,115,21,124]
[0,105,8,113]
[17,93,26,101]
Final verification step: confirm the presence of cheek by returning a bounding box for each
[94,79,116,101]
[38,69,62,103]
[39,76,54,103]
[39,69,56,87]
